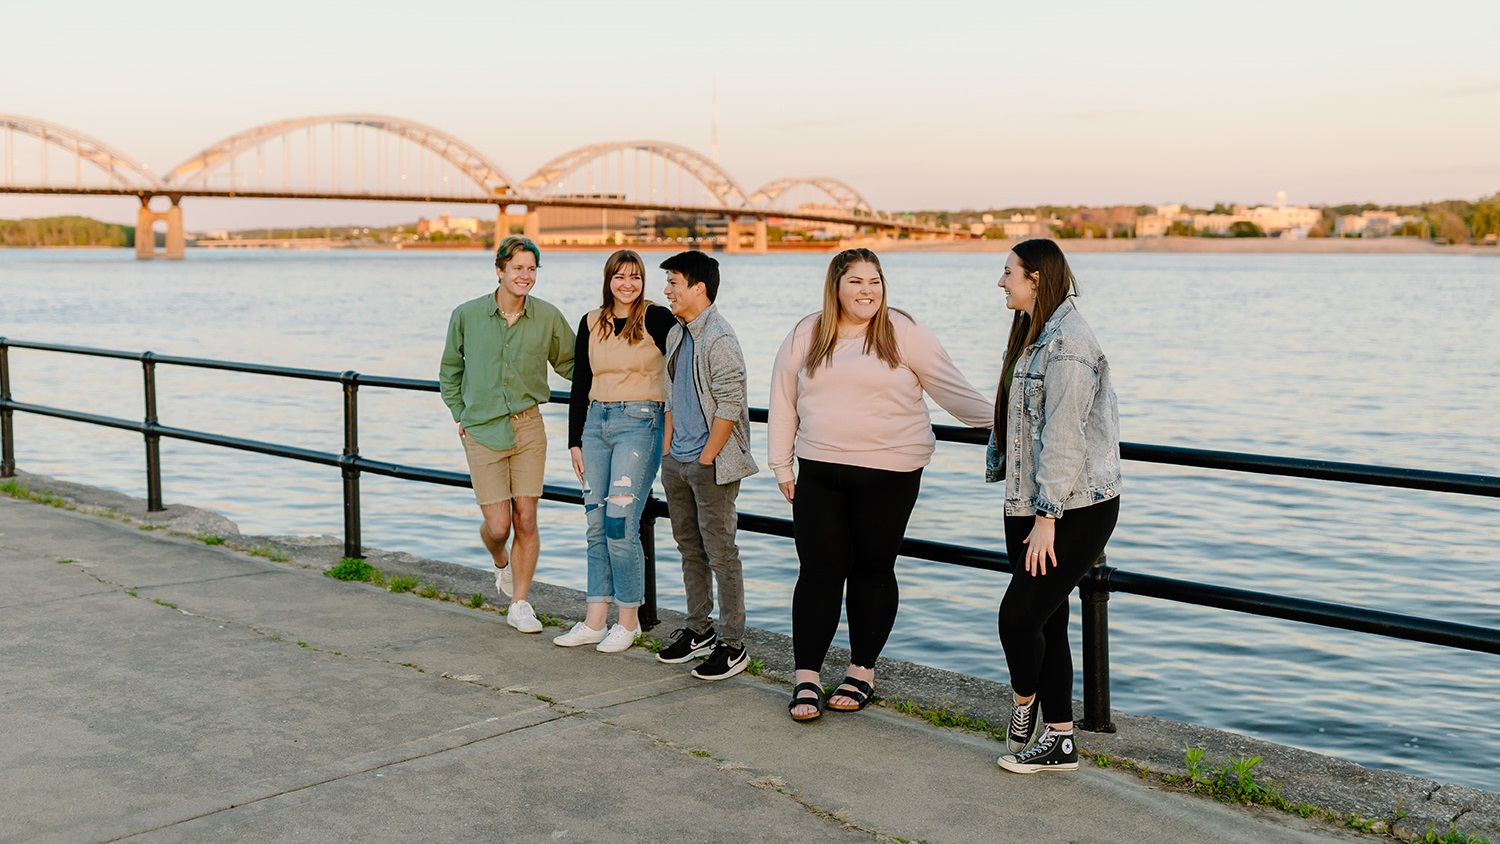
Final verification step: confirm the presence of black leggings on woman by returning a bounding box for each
[999,496,1120,725]
[792,458,923,672]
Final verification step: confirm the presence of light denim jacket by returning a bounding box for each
[985,298,1122,517]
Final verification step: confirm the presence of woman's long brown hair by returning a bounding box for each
[802,248,906,375]
[1001,239,1080,376]
[594,249,651,343]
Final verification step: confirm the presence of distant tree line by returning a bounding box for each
[929,193,1500,245]
[0,216,134,247]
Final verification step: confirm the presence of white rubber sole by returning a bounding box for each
[997,756,1079,774]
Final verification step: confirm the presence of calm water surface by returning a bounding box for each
[3,248,1498,791]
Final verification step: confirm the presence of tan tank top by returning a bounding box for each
[586,308,668,402]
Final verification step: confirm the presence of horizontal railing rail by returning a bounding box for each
[3,336,1497,733]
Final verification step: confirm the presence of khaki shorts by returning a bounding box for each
[461,405,547,506]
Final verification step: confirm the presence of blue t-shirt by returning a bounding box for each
[669,329,709,462]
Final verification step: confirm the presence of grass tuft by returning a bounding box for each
[1413,826,1492,844]
[467,593,484,609]
[888,698,999,739]
[197,534,226,545]
[325,558,376,582]
[248,543,290,562]
[387,574,419,594]
[1,479,70,508]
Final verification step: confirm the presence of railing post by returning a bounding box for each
[0,338,14,479]
[639,495,661,631]
[1080,554,1117,733]
[340,371,363,560]
[141,352,164,511]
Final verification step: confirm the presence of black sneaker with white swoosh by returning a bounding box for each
[691,642,748,681]
[655,627,718,664]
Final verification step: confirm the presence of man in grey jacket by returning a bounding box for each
[654,251,759,680]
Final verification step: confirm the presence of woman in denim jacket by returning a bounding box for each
[987,239,1122,774]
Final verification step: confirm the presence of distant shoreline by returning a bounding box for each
[872,236,1499,255]
[4,238,1495,256]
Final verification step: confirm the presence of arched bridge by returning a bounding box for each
[1,113,952,258]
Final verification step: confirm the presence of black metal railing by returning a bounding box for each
[3,337,1499,733]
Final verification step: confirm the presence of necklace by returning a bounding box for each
[500,308,523,319]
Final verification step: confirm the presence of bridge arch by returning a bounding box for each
[521,141,751,208]
[0,114,160,190]
[162,114,518,196]
[750,177,878,217]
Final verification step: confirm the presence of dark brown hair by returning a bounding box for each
[1002,239,1080,376]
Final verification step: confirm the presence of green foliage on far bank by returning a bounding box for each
[0,216,134,247]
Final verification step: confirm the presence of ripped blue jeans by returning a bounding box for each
[581,400,664,608]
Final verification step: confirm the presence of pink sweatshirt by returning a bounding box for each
[768,313,994,483]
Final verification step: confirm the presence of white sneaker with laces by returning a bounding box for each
[506,599,542,633]
[553,621,608,647]
[494,565,513,599]
[596,623,641,653]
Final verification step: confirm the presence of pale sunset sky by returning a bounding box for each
[3,0,1497,228]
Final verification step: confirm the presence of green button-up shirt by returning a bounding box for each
[439,291,575,452]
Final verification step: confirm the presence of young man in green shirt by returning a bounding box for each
[439,236,575,633]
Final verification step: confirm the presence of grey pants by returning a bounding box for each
[660,454,744,646]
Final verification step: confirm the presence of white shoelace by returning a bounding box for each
[1010,701,1035,737]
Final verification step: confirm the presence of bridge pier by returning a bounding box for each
[523,210,541,240]
[135,196,185,260]
[495,208,521,241]
[725,218,768,255]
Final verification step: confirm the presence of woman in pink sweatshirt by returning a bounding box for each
[769,248,993,721]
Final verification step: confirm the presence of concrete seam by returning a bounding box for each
[596,717,895,842]
[90,711,568,844]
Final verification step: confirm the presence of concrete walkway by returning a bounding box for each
[0,494,1393,843]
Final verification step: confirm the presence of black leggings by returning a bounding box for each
[999,496,1120,725]
[791,459,923,672]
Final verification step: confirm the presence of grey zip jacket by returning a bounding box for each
[985,298,1122,517]
[665,303,759,485]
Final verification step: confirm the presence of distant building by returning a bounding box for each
[1001,213,1057,239]
[1136,205,1183,237]
[1137,198,1320,238]
[416,213,480,237]
[779,202,856,239]
[1061,206,1138,237]
[539,201,655,243]
[1191,201,1320,238]
[1334,211,1411,238]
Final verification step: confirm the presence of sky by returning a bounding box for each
[3,0,1498,228]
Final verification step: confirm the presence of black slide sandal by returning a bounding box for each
[825,676,874,712]
[788,682,824,722]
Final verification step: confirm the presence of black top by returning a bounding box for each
[567,304,676,448]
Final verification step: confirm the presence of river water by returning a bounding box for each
[2,247,1498,791]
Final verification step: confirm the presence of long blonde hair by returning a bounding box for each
[802,248,906,375]
[594,249,651,343]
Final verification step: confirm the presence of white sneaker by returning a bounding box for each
[494,565,513,599]
[553,621,607,647]
[596,623,641,653]
[506,600,542,633]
